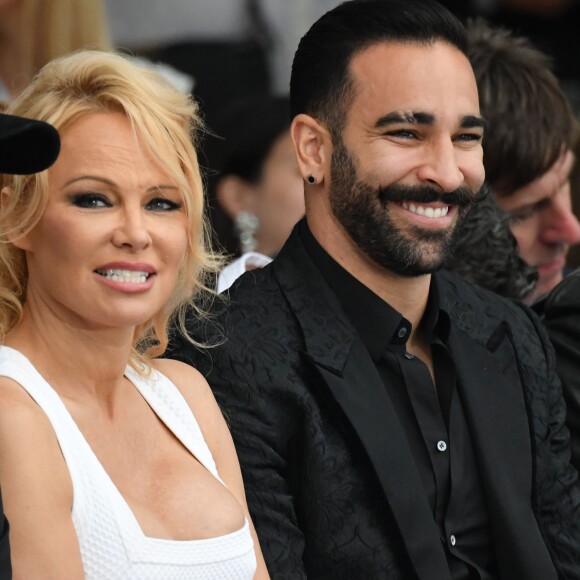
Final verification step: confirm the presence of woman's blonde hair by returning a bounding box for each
[0,50,220,367]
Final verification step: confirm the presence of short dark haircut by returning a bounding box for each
[467,19,577,196]
[290,0,468,137]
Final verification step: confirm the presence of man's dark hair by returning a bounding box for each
[290,0,467,138]
[467,19,577,196]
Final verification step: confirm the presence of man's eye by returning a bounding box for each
[508,208,536,224]
[146,197,182,211]
[70,193,111,208]
[456,133,483,142]
[386,130,417,139]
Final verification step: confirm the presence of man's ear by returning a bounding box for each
[215,175,257,220]
[291,114,331,185]
[0,186,32,251]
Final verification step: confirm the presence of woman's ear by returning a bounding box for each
[291,114,331,185]
[215,175,257,220]
[0,186,32,250]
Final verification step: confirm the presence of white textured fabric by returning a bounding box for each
[217,252,273,293]
[0,346,256,579]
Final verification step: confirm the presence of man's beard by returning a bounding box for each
[329,138,485,277]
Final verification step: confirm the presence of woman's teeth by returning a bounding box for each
[96,269,150,283]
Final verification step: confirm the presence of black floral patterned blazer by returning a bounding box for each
[168,225,580,580]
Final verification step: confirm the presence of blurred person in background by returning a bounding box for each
[541,268,580,474]
[563,132,580,269]
[441,0,580,111]
[467,20,580,303]
[206,95,304,292]
[445,191,538,301]
[536,135,580,477]
[0,0,112,102]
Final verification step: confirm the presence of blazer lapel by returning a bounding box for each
[448,323,556,579]
[309,344,451,580]
[273,230,451,580]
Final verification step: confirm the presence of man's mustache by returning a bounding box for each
[378,182,490,206]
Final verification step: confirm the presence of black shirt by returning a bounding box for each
[300,220,498,579]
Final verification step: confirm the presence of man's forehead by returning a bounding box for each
[347,40,480,117]
[499,148,573,211]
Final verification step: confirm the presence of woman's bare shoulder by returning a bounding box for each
[0,375,67,474]
[0,378,82,576]
[0,375,54,437]
[152,357,209,392]
[152,358,217,413]
[152,358,228,443]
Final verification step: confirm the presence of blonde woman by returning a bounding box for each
[0,50,268,579]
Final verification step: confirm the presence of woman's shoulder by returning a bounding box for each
[152,357,208,393]
[0,374,52,431]
[0,375,63,459]
[151,358,229,455]
[0,375,71,496]
[152,358,217,417]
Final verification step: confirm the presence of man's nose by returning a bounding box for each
[416,140,465,193]
[540,200,580,246]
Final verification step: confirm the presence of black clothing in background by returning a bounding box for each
[540,268,580,474]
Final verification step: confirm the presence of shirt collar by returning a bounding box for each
[299,219,450,359]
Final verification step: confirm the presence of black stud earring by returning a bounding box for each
[306,175,317,184]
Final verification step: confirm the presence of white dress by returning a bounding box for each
[0,346,257,579]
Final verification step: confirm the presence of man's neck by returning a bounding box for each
[307,215,431,333]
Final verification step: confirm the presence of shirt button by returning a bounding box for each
[397,326,408,339]
[450,534,456,546]
[437,440,447,452]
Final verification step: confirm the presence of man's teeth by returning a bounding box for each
[401,202,449,219]
[96,269,150,283]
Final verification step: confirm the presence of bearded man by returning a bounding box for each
[167,1,580,578]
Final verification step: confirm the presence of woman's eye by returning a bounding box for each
[146,197,182,211]
[70,193,111,208]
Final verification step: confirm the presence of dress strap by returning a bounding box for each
[125,364,221,481]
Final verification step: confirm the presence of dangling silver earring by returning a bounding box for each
[234,211,260,254]
[306,175,317,185]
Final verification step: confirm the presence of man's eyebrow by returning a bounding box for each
[375,112,434,128]
[374,112,487,131]
[460,115,486,130]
